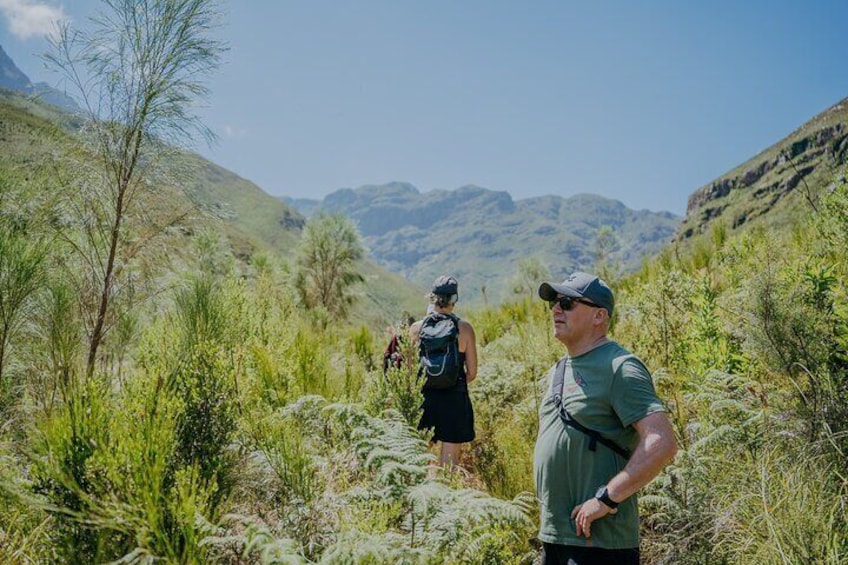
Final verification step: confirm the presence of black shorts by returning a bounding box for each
[541,542,639,565]
[417,383,475,443]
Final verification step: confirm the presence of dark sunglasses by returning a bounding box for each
[548,295,601,311]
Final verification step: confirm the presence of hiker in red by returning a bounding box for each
[382,313,415,375]
[533,272,677,565]
[409,275,477,468]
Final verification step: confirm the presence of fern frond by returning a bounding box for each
[200,513,308,565]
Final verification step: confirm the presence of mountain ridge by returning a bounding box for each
[0,44,79,112]
[282,185,681,304]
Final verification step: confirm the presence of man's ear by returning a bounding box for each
[593,308,608,326]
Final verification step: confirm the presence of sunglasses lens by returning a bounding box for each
[549,297,573,310]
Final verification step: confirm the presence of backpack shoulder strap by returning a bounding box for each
[551,358,632,460]
[439,312,460,329]
[551,357,566,402]
[447,313,460,335]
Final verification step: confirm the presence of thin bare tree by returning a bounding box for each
[45,0,225,377]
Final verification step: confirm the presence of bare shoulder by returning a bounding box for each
[458,319,476,337]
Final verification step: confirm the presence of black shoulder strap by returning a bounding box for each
[448,313,460,334]
[551,359,632,460]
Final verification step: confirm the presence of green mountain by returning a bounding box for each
[170,163,427,323]
[282,97,848,307]
[0,87,424,327]
[677,97,848,241]
[284,183,680,304]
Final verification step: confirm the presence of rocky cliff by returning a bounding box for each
[678,98,848,240]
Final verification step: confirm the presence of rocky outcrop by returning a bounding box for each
[686,124,845,217]
[321,183,516,236]
[687,178,736,214]
[677,99,848,241]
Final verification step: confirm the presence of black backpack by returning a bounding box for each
[418,313,461,389]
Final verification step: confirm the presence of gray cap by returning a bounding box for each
[431,275,458,296]
[538,271,614,315]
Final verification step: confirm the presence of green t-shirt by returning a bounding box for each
[533,341,665,549]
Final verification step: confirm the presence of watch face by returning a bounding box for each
[595,486,618,508]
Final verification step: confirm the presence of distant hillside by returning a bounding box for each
[677,97,848,241]
[0,88,302,263]
[280,196,322,218]
[283,183,680,304]
[0,44,79,112]
[0,87,425,327]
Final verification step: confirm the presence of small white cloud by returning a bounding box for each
[0,0,67,40]
[223,124,247,139]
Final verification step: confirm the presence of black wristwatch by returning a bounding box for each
[595,485,619,509]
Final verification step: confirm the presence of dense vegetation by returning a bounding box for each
[2,106,847,561]
[1,1,846,560]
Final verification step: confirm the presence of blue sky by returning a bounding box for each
[2,1,847,215]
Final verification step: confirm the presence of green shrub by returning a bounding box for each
[29,377,117,563]
[243,410,319,505]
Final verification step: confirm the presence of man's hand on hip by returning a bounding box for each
[571,498,617,539]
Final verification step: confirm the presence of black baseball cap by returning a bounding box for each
[431,275,458,296]
[538,271,614,315]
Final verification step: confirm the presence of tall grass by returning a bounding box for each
[3,153,848,562]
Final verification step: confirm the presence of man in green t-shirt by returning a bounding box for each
[534,272,678,565]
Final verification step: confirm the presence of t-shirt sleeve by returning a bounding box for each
[610,357,666,427]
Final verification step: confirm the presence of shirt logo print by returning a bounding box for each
[573,370,586,387]
[562,370,586,396]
